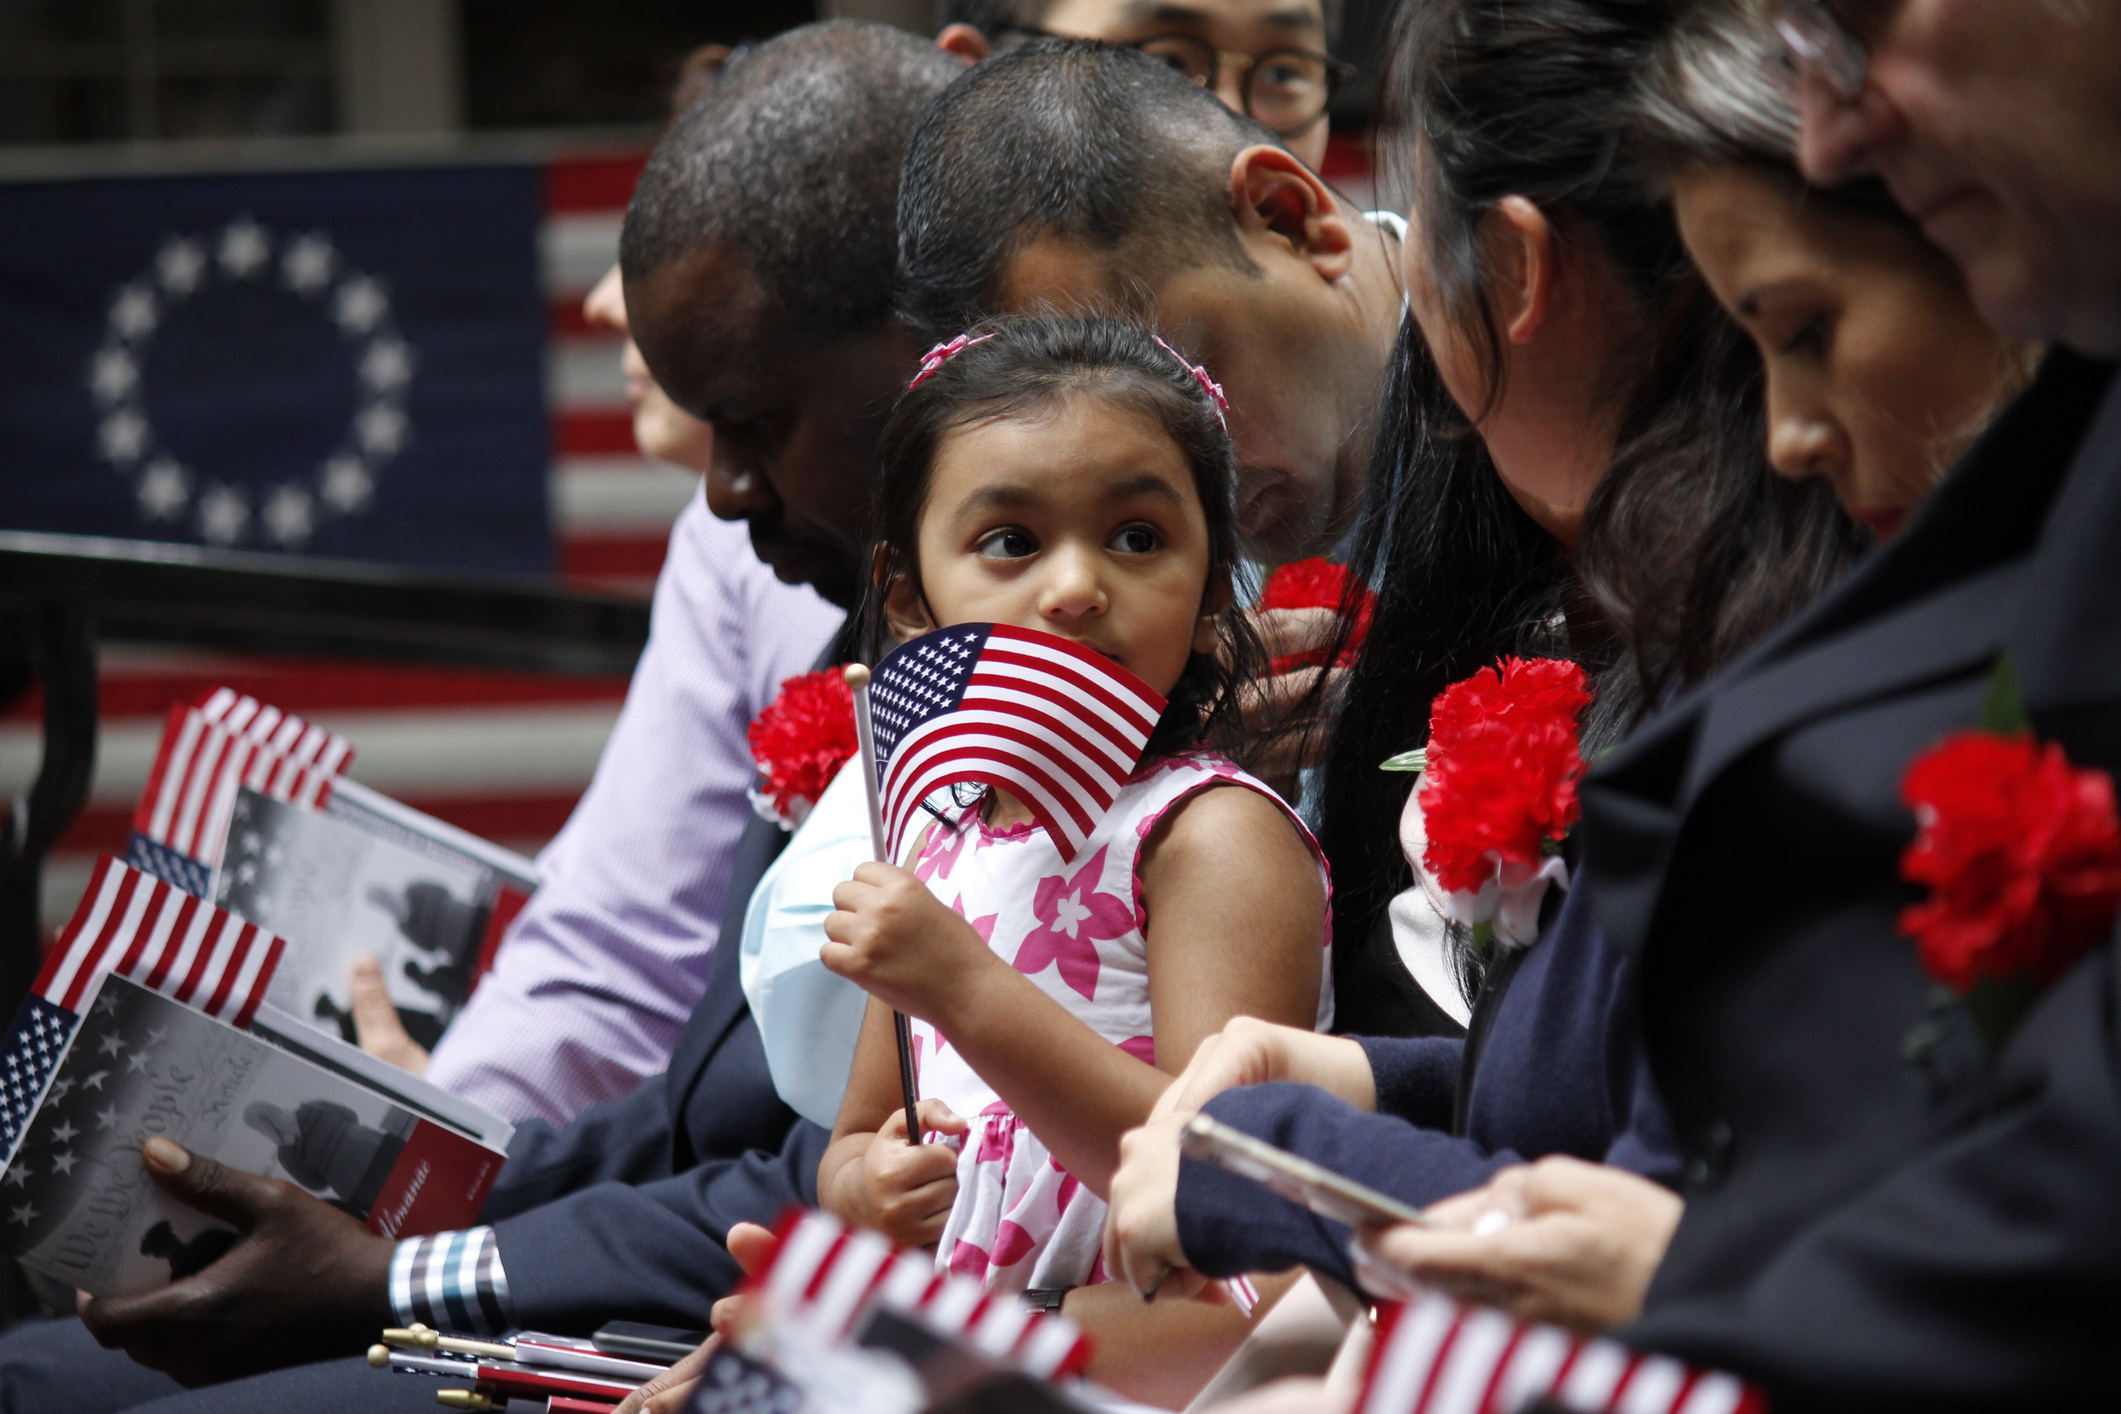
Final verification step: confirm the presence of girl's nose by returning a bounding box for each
[1766,408,1846,485]
[1038,546,1108,622]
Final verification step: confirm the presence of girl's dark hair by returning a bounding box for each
[865,315,1267,763]
[1321,0,1865,1028]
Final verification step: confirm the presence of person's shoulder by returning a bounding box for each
[1133,752,1317,864]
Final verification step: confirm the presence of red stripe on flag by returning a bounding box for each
[979,644,1163,728]
[985,624,1164,714]
[37,855,117,1001]
[65,867,145,1012]
[553,410,639,456]
[886,721,1106,831]
[963,677,1140,771]
[545,154,647,213]
[200,921,256,1019]
[234,935,284,1029]
[887,741,1095,848]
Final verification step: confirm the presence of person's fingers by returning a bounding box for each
[915,1097,967,1136]
[725,1222,779,1278]
[612,1337,717,1414]
[348,954,430,1074]
[138,1139,272,1229]
[645,1378,705,1414]
[1249,607,1340,659]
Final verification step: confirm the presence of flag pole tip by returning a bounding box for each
[843,663,871,690]
[367,1344,390,1368]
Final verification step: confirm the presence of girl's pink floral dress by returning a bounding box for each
[906,749,1333,1295]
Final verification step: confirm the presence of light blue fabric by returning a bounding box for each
[737,763,876,1129]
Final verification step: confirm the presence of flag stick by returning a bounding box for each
[845,663,923,1149]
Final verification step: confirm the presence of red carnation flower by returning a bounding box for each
[747,668,858,828]
[1898,731,2121,992]
[1257,558,1376,673]
[1419,657,1591,897]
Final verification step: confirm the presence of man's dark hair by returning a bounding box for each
[934,0,1345,44]
[897,40,1270,341]
[934,0,1042,37]
[620,21,961,342]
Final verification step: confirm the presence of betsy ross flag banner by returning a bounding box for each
[129,689,350,895]
[1,856,286,1158]
[1359,1293,1766,1414]
[868,624,1165,863]
[753,1209,1093,1381]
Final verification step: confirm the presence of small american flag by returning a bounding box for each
[1358,1293,1766,1414]
[752,1209,1092,1382]
[129,689,349,891]
[2,855,287,1157]
[868,625,1165,862]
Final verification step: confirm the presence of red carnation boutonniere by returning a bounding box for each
[1406,656,1592,950]
[1256,558,1377,674]
[746,668,858,830]
[1897,659,2121,1050]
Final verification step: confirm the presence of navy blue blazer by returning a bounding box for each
[1174,879,1681,1291]
[1583,352,2121,1410]
[474,803,826,1331]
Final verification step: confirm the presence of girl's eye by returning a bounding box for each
[1108,524,1164,555]
[976,528,1038,560]
[1782,312,1832,357]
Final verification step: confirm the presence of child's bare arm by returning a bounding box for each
[818,995,964,1248]
[822,786,1323,1200]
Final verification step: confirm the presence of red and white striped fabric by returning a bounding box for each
[868,624,1166,863]
[133,692,345,866]
[39,855,286,1028]
[196,687,354,772]
[753,1210,1093,1382]
[1359,1294,1768,1414]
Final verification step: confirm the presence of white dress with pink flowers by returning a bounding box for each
[905,749,1333,1295]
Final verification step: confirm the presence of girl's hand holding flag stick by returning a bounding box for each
[842,662,924,1150]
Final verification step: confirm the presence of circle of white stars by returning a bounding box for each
[86,214,418,549]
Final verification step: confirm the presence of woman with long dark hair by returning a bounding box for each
[1098,0,1862,1315]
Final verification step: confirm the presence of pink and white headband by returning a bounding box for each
[905,329,1231,429]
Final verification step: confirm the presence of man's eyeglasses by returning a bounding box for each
[1005,29,1354,138]
[1771,0,1870,99]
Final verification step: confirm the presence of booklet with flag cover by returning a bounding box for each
[123,688,537,1049]
[0,860,509,1297]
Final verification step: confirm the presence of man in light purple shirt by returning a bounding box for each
[423,488,841,1123]
[342,256,845,1124]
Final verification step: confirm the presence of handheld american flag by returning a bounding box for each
[866,624,1166,863]
[1357,1292,1765,1414]
[129,688,351,895]
[2,856,287,1160]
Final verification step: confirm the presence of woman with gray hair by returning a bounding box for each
[1636,0,2039,543]
[1341,0,2043,1335]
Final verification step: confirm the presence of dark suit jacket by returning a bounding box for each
[1174,877,1681,1292]
[1580,351,2121,1411]
[471,781,828,1331]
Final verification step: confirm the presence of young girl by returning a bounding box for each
[817,316,1331,1304]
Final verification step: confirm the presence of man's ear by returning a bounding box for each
[1229,145,1354,282]
[882,566,938,644]
[934,24,990,62]
[1481,196,1555,346]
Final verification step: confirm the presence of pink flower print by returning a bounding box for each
[917,823,972,885]
[949,1238,991,1279]
[976,1102,1015,1163]
[1016,846,1132,999]
[949,896,999,947]
[991,1220,1038,1269]
[1117,1034,1156,1066]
